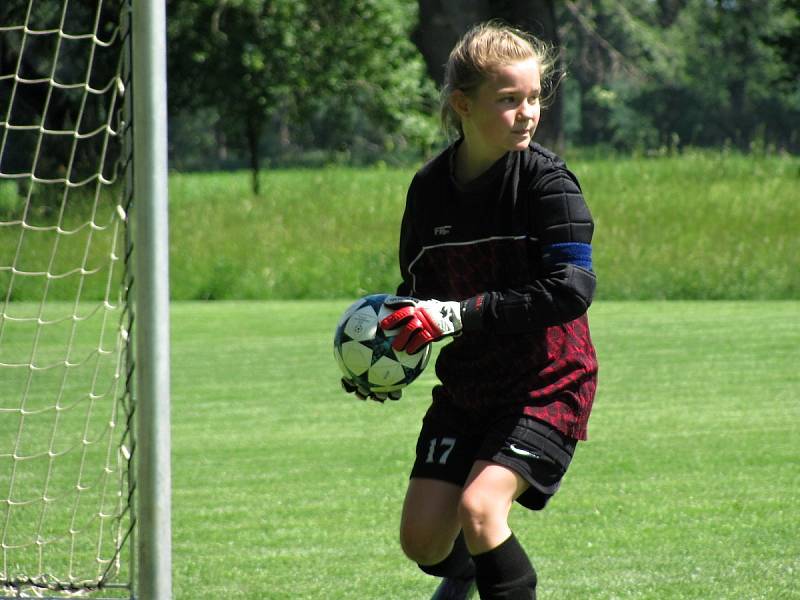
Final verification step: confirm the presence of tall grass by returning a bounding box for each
[580,151,800,299]
[0,182,126,302]
[2,151,798,301]
[167,167,408,300]
[167,151,799,300]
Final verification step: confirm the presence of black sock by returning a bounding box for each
[472,533,537,600]
[418,531,476,580]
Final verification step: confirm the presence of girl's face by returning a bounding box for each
[454,58,541,163]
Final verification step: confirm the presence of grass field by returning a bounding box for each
[1,151,798,597]
[168,299,798,599]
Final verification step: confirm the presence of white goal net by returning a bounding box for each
[1,1,134,597]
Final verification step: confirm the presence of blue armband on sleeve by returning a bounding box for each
[542,242,593,271]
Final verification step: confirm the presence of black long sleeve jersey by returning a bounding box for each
[395,142,598,440]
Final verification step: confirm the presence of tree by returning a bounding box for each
[1,1,124,190]
[558,0,681,148]
[558,0,800,152]
[654,0,799,149]
[770,0,800,81]
[167,0,437,192]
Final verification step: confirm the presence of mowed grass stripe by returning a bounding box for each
[168,301,798,599]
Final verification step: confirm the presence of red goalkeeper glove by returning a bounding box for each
[380,296,464,354]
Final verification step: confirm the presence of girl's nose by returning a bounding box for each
[519,100,537,120]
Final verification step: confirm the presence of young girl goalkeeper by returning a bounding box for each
[345,21,598,600]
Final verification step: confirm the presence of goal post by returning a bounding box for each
[131,0,172,598]
[0,0,171,597]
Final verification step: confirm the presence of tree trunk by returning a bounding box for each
[246,116,262,196]
[413,0,564,150]
[412,0,489,86]
[656,0,688,27]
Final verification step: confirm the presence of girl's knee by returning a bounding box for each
[399,522,456,566]
[457,486,513,549]
[457,488,493,533]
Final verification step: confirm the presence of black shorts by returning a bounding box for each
[409,412,578,510]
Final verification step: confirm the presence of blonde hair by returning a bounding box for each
[440,21,559,137]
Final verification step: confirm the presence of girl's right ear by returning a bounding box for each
[449,89,471,119]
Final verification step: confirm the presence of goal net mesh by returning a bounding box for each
[0,0,134,596]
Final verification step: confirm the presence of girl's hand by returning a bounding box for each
[380,296,463,354]
[341,378,402,403]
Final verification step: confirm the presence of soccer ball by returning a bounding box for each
[334,294,431,394]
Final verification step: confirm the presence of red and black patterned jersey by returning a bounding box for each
[395,142,598,440]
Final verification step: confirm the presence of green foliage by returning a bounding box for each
[0,181,22,218]
[0,1,125,182]
[560,0,800,152]
[166,299,799,598]
[167,0,439,175]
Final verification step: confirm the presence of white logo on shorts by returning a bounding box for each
[508,443,542,460]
